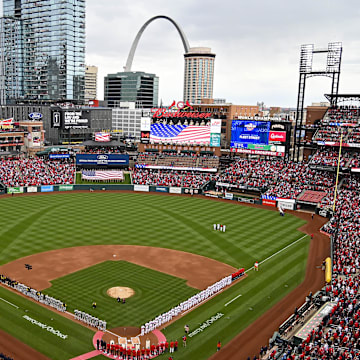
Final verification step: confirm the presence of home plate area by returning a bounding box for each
[88,327,167,359]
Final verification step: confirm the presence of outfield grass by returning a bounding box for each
[75,172,131,184]
[45,261,198,329]
[0,192,309,359]
[0,286,95,360]
[0,192,306,269]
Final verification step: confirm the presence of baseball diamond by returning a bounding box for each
[0,191,327,360]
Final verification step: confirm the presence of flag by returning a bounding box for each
[95,133,111,142]
[150,124,210,144]
[81,170,124,181]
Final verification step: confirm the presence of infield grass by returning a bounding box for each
[0,192,310,359]
[45,260,198,329]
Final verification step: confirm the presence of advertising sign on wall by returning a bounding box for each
[134,185,149,192]
[210,133,221,147]
[59,185,74,191]
[41,185,54,192]
[76,154,129,166]
[27,186,38,193]
[7,187,24,194]
[169,187,182,194]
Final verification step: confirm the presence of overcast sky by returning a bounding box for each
[85,0,360,107]
[3,0,360,107]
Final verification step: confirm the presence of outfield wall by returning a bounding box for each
[3,184,299,208]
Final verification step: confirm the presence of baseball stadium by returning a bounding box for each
[0,18,359,360]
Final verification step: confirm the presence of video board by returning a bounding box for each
[230,120,288,157]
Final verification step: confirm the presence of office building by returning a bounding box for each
[85,65,97,103]
[104,71,158,108]
[112,102,143,140]
[0,0,85,104]
[184,47,215,105]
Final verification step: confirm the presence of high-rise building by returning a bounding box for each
[0,0,85,104]
[85,65,98,104]
[104,71,158,108]
[184,47,215,105]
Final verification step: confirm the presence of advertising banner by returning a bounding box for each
[134,185,149,192]
[141,131,150,143]
[210,119,222,133]
[49,154,70,159]
[277,199,295,210]
[169,187,182,194]
[210,133,221,147]
[269,131,287,143]
[59,185,74,191]
[224,192,234,200]
[155,186,169,193]
[41,185,54,192]
[262,199,276,207]
[7,187,24,194]
[27,186,38,193]
[141,117,151,131]
[231,148,285,157]
[76,154,129,166]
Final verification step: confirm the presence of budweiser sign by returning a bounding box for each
[151,100,212,119]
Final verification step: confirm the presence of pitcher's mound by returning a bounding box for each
[107,287,134,299]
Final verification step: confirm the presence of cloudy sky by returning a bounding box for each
[85,0,360,108]
[3,0,358,107]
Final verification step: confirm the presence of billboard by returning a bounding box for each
[150,124,211,145]
[76,154,129,166]
[51,110,90,129]
[231,120,270,148]
[231,120,289,156]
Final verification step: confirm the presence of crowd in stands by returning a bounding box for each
[0,354,13,360]
[132,168,215,188]
[80,146,124,154]
[136,151,219,169]
[326,105,360,124]
[0,158,75,186]
[258,167,360,360]
[309,150,350,167]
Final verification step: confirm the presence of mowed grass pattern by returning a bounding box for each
[45,261,198,329]
[0,192,306,269]
[0,192,311,360]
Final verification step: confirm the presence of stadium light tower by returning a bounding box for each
[293,42,342,161]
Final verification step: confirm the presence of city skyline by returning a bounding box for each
[1,0,359,107]
[85,0,359,108]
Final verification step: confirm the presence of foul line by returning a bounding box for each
[245,234,308,273]
[225,234,308,307]
[225,294,242,307]
[0,297,19,309]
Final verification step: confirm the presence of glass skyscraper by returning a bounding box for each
[0,0,85,104]
[104,71,159,109]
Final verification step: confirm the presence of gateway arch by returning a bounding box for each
[124,15,215,103]
[124,15,190,72]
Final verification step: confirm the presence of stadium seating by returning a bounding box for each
[0,158,75,186]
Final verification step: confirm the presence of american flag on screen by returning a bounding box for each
[95,132,111,142]
[150,124,210,144]
[82,170,124,181]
